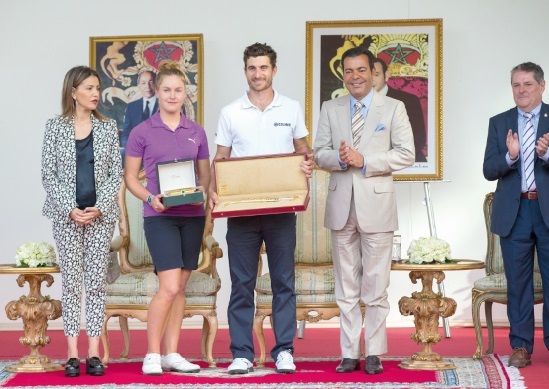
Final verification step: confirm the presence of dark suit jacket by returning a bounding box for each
[120,98,158,148]
[386,87,426,162]
[483,102,549,237]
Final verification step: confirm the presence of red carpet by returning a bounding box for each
[1,327,544,388]
[0,356,516,388]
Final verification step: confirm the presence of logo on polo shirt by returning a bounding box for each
[274,122,291,127]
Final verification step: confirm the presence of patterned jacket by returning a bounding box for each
[41,115,122,223]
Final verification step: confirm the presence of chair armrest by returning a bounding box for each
[110,235,125,252]
[205,235,223,258]
[196,234,223,274]
[256,242,266,278]
[204,235,217,251]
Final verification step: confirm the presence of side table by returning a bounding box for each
[0,264,62,372]
[391,259,485,370]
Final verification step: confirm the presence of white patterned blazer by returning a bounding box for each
[41,115,122,223]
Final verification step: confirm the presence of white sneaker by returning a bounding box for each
[275,350,296,373]
[227,358,254,374]
[161,353,201,373]
[142,353,162,375]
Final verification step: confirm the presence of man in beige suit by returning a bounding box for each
[314,48,415,374]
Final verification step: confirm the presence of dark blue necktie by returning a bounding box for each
[142,101,150,121]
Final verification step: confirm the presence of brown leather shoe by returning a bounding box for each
[364,355,383,374]
[336,358,360,373]
[508,347,532,368]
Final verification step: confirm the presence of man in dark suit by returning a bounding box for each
[483,62,549,368]
[120,70,158,162]
[372,57,427,162]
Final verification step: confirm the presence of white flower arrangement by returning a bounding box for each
[15,241,57,268]
[407,237,452,264]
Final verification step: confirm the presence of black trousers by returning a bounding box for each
[226,213,297,362]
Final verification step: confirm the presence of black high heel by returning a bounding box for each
[86,356,105,376]
[65,358,80,377]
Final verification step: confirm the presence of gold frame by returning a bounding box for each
[306,19,443,180]
[89,34,204,127]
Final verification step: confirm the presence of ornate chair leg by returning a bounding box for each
[298,320,306,339]
[472,290,484,359]
[203,313,218,367]
[101,313,112,365]
[485,301,495,355]
[201,316,210,362]
[254,310,269,367]
[119,316,130,359]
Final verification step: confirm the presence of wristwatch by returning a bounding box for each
[147,194,153,206]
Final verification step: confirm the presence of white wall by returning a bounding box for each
[1,0,548,330]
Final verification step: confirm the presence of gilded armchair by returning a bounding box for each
[472,192,543,358]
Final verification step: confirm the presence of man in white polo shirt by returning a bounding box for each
[209,42,313,375]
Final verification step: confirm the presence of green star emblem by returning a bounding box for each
[389,43,413,65]
[151,41,176,63]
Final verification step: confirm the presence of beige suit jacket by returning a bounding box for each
[314,92,415,232]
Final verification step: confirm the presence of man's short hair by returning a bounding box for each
[243,42,277,68]
[341,47,375,71]
[373,57,388,74]
[511,62,544,84]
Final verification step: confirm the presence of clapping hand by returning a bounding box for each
[536,133,549,157]
[339,140,364,168]
[506,130,519,160]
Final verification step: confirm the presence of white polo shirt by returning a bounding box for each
[215,90,308,157]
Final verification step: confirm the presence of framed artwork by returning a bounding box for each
[306,19,443,180]
[90,34,203,163]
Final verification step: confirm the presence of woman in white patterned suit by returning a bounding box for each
[41,66,122,377]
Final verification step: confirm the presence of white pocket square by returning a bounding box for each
[375,123,386,132]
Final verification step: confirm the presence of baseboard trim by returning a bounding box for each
[0,319,543,332]
[104,319,408,331]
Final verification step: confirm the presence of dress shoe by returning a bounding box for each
[336,358,360,373]
[364,355,383,374]
[64,358,80,377]
[508,347,532,368]
[86,356,105,376]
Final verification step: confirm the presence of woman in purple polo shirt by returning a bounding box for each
[125,61,210,375]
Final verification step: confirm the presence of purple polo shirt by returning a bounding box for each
[126,112,209,218]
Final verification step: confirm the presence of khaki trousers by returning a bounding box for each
[331,198,393,358]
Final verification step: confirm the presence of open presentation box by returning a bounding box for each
[211,153,310,218]
[156,159,204,207]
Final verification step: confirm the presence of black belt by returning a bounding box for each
[520,192,538,200]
